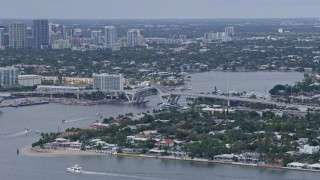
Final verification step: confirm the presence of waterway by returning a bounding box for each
[2,71,317,180]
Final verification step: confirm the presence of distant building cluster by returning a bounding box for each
[204,26,235,42]
[0,19,148,51]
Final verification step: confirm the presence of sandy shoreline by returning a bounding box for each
[22,146,103,156]
[21,147,320,173]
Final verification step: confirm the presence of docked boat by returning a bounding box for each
[66,164,84,174]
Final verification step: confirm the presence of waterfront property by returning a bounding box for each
[239,152,261,164]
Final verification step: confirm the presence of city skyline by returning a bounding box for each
[1,0,320,19]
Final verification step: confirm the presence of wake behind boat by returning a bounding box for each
[67,164,84,174]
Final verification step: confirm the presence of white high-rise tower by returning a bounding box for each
[105,26,117,49]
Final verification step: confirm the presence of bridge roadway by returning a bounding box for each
[11,87,154,95]
[169,91,320,111]
[10,87,155,104]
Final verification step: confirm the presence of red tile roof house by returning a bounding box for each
[156,139,175,149]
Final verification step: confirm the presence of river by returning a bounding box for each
[2,71,318,180]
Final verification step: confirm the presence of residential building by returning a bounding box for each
[156,139,175,149]
[299,145,320,154]
[49,23,66,44]
[26,26,33,48]
[225,26,234,37]
[18,75,41,87]
[105,26,117,48]
[33,19,49,49]
[0,28,4,46]
[0,67,19,87]
[9,23,26,49]
[92,73,124,91]
[91,30,102,44]
[213,154,239,162]
[127,29,140,48]
[239,152,261,163]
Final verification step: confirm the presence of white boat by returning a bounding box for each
[67,164,84,174]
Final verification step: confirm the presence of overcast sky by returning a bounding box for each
[1,0,319,19]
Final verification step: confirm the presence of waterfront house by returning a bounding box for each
[100,143,118,154]
[148,149,165,155]
[69,141,82,150]
[156,139,175,149]
[213,154,239,162]
[298,145,320,154]
[239,152,261,164]
[52,138,70,148]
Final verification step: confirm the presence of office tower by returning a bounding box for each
[105,26,117,48]
[0,67,19,87]
[33,19,49,49]
[91,30,102,44]
[225,26,234,37]
[127,29,140,48]
[9,23,26,49]
[0,28,4,46]
[93,73,124,91]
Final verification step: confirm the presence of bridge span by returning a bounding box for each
[151,83,320,111]
[11,87,155,104]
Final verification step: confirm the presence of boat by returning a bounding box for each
[66,164,84,174]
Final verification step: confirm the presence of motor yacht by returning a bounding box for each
[67,164,84,174]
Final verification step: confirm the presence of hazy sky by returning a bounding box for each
[1,0,320,19]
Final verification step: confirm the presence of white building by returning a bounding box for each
[0,67,19,87]
[127,29,140,48]
[92,73,124,91]
[239,152,261,164]
[105,26,117,48]
[299,145,320,154]
[18,75,41,87]
[9,23,27,49]
[278,28,284,33]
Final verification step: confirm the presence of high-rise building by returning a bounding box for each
[0,67,19,87]
[49,23,67,44]
[9,23,27,49]
[91,30,102,44]
[93,73,124,91]
[105,26,117,48]
[127,29,140,48]
[33,19,49,49]
[0,28,4,46]
[26,26,33,48]
[225,26,234,37]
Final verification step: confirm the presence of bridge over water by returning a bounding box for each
[10,87,155,104]
[151,83,320,111]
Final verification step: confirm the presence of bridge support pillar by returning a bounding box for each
[76,93,80,100]
[125,91,147,104]
[159,94,180,105]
